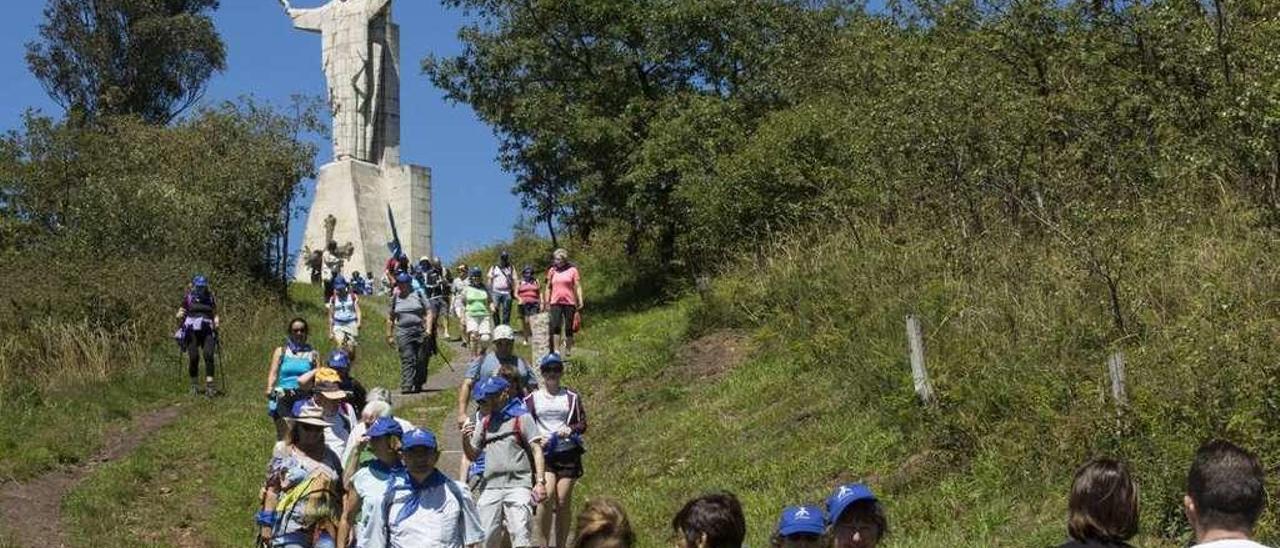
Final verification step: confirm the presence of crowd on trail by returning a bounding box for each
[180,248,1272,548]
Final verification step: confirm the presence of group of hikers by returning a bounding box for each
[252,320,593,546]
[177,249,1274,547]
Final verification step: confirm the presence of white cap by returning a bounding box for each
[493,325,516,341]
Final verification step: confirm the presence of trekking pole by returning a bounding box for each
[216,330,228,397]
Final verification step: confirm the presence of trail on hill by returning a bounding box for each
[0,405,182,548]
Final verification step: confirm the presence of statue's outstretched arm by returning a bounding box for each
[285,2,329,32]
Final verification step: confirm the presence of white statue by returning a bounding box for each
[279,0,390,162]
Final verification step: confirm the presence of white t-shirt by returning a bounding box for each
[1192,540,1272,548]
[489,265,514,292]
[531,390,571,435]
[386,475,485,547]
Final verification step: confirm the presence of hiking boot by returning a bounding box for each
[189,382,201,396]
[205,381,220,398]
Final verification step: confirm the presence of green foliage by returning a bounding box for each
[0,100,317,278]
[25,0,227,124]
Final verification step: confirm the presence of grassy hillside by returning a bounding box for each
[463,202,1280,547]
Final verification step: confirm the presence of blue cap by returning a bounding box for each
[396,272,412,284]
[333,276,348,289]
[327,350,350,369]
[472,376,511,402]
[193,275,208,287]
[826,484,876,525]
[367,417,403,439]
[469,266,482,277]
[401,428,438,450]
[539,353,564,369]
[777,505,826,537]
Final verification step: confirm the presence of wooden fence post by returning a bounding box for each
[906,314,935,406]
[1107,350,1127,408]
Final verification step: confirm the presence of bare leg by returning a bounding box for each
[554,476,576,548]
[538,471,558,546]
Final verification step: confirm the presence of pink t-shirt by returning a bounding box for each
[547,266,580,305]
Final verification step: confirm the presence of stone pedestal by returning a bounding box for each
[295,159,432,281]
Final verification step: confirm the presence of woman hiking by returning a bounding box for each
[515,266,540,346]
[525,353,587,548]
[266,317,321,440]
[450,264,470,341]
[176,274,221,397]
[386,272,430,394]
[338,417,404,548]
[463,266,495,359]
[258,402,343,548]
[542,249,583,357]
[327,275,361,350]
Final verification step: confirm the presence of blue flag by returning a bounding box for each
[386,204,404,258]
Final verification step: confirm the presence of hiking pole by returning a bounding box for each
[216,330,228,397]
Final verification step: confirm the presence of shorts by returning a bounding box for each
[428,296,446,315]
[332,322,359,346]
[466,315,493,338]
[518,302,540,318]
[452,297,465,319]
[548,304,577,337]
[546,449,584,479]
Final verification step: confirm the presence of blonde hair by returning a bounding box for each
[554,248,569,260]
[572,498,634,548]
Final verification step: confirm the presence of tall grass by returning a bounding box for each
[536,201,1280,546]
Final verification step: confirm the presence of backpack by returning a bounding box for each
[476,410,537,488]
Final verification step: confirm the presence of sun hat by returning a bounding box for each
[289,401,329,427]
[777,505,826,537]
[367,416,404,439]
[493,325,516,341]
[825,483,877,526]
[313,367,348,400]
[327,350,350,370]
[419,256,431,264]
[401,428,438,450]
[539,352,564,370]
[472,376,511,402]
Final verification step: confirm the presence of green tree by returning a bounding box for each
[25,0,226,125]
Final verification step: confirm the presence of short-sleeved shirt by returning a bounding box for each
[547,266,580,306]
[263,447,342,543]
[489,265,515,293]
[351,462,400,548]
[465,354,536,391]
[385,470,485,547]
[390,291,429,330]
[470,410,543,489]
[463,286,490,318]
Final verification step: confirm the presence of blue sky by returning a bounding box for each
[0,1,519,262]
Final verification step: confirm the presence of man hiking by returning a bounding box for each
[461,377,548,548]
[176,274,221,397]
[488,251,516,327]
[383,429,485,547]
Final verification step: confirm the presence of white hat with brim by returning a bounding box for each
[289,405,330,427]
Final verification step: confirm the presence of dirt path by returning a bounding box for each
[0,405,182,548]
[396,339,472,479]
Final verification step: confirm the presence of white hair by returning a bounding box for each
[361,400,393,424]
[553,248,569,260]
[367,387,393,405]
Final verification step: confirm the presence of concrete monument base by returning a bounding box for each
[295,158,432,281]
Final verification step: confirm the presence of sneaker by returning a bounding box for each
[189,383,201,396]
[205,382,220,398]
